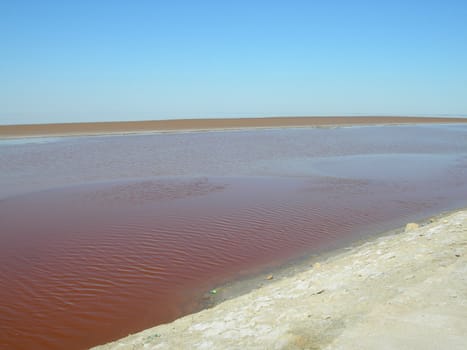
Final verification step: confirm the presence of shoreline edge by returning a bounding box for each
[92,208,467,349]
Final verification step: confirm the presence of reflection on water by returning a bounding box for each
[259,153,466,181]
[0,137,63,146]
[0,124,467,350]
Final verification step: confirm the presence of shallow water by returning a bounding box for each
[1,124,467,349]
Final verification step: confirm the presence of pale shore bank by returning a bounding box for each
[93,209,467,350]
[1,116,467,139]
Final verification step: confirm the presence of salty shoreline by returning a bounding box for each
[1,116,467,139]
[93,208,467,349]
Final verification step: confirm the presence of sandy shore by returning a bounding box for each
[1,116,467,138]
[93,209,467,350]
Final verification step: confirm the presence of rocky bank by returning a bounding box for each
[93,210,467,350]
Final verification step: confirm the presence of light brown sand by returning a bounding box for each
[1,116,466,138]
[93,209,467,350]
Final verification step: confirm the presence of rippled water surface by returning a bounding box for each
[1,124,467,349]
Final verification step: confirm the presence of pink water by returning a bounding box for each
[1,124,466,349]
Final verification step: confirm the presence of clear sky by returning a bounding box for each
[1,0,466,125]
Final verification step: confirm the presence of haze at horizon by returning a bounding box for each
[1,0,467,125]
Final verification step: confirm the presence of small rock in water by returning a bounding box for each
[405,223,419,232]
[266,275,274,280]
[313,262,321,269]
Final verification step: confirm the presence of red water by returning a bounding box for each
[1,124,467,349]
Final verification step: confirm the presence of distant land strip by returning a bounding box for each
[1,116,466,138]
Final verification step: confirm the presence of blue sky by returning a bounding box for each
[1,0,466,124]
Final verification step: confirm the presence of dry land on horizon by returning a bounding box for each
[1,116,467,138]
